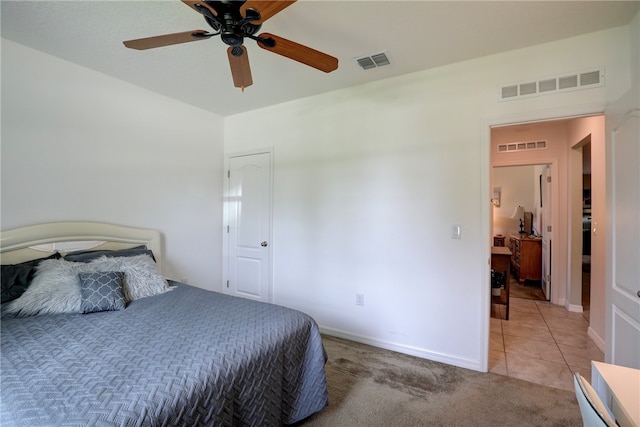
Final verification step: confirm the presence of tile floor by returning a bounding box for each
[490,289,604,392]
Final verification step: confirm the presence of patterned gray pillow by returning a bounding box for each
[78,271,126,314]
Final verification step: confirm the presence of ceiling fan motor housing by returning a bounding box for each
[221,24,244,46]
[203,0,261,47]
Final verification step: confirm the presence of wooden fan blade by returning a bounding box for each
[182,0,218,17]
[242,1,296,24]
[123,30,211,50]
[257,33,338,73]
[227,46,253,90]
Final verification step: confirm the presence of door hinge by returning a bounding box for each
[226,280,229,288]
[547,225,552,232]
[227,225,230,233]
[546,176,551,183]
[227,170,230,178]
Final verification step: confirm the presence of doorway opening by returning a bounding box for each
[489,116,604,313]
[570,134,594,320]
[484,108,611,382]
[492,164,549,305]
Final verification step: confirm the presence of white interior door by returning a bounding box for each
[606,107,640,368]
[225,152,272,302]
[541,165,552,300]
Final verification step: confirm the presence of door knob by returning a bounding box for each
[261,241,268,247]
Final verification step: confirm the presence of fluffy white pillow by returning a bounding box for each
[6,254,170,317]
[5,259,90,316]
[88,254,170,301]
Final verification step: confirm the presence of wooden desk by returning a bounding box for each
[491,246,512,320]
[591,361,640,427]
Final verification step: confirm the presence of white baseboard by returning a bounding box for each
[588,326,605,352]
[567,303,584,313]
[319,326,483,372]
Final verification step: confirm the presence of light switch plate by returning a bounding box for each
[451,225,462,239]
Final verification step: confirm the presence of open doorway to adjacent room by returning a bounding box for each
[487,115,606,387]
[571,134,595,320]
[489,115,604,317]
[492,164,549,304]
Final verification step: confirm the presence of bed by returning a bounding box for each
[1,222,328,426]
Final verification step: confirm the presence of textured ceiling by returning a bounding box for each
[2,1,638,117]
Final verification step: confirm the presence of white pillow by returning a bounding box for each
[6,254,170,317]
[5,259,90,316]
[87,254,170,301]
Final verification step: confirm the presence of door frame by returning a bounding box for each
[569,137,591,313]
[222,148,274,301]
[480,104,604,372]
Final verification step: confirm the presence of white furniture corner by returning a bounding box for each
[591,361,640,427]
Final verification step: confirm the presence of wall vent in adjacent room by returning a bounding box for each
[497,140,547,153]
[498,67,604,101]
[354,51,391,70]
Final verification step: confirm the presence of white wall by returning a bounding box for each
[1,40,225,290]
[225,25,632,370]
[492,165,536,236]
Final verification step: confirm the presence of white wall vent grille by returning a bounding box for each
[497,140,547,153]
[559,74,578,89]
[539,78,557,92]
[498,67,604,101]
[354,51,391,70]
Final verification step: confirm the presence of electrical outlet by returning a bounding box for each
[355,293,365,306]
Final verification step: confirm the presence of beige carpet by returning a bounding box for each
[298,335,582,426]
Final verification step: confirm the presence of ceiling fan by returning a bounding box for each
[123,0,339,91]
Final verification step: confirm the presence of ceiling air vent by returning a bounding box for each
[354,52,391,70]
[498,67,604,101]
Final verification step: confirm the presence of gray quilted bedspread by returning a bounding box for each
[1,283,328,426]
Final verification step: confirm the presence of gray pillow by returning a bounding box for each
[64,246,155,263]
[79,271,126,314]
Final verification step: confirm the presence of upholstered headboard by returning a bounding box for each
[0,222,163,271]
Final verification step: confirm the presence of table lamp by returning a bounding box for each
[511,205,525,234]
